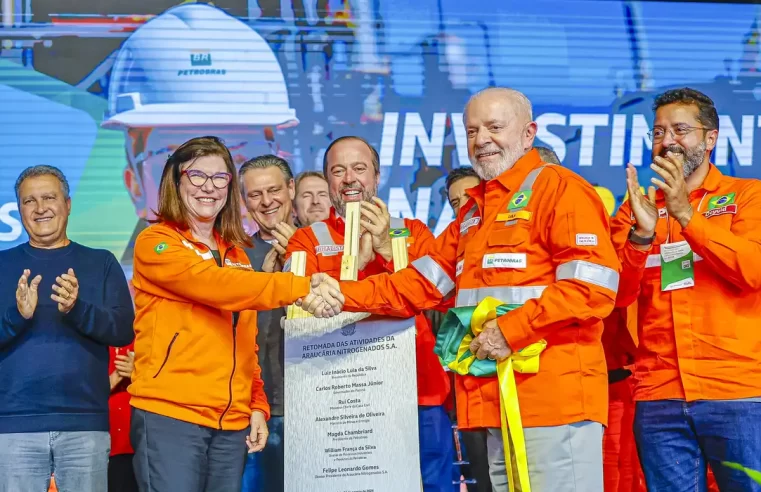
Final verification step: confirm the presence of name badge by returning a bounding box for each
[482,253,527,269]
[315,244,343,255]
[704,204,737,218]
[460,217,481,234]
[496,210,532,222]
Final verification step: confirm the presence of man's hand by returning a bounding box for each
[299,273,345,318]
[270,222,297,256]
[246,411,268,453]
[51,268,78,314]
[357,231,374,271]
[650,152,693,228]
[626,164,658,239]
[360,198,392,262]
[16,269,42,320]
[469,319,512,361]
[109,371,123,391]
[115,350,135,379]
[262,247,282,273]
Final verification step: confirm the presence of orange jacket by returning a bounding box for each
[612,164,761,402]
[129,222,311,430]
[284,210,451,407]
[339,149,620,429]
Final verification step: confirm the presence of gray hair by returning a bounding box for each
[239,154,294,195]
[464,87,534,123]
[535,146,562,165]
[15,165,70,202]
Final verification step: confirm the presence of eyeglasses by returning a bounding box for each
[648,125,712,142]
[182,169,232,189]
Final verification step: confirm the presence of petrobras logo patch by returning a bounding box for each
[315,244,344,255]
[482,253,527,269]
[224,258,252,269]
[190,51,212,66]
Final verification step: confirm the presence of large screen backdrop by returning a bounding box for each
[1,0,760,278]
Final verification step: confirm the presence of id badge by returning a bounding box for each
[660,240,695,291]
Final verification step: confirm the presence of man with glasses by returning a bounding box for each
[611,87,761,491]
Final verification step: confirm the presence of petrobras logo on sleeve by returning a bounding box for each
[224,258,252,269]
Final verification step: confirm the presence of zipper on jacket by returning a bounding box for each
[218,247,238,429]
[153,332,179,378]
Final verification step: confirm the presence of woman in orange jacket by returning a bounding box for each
[128,136,342,492]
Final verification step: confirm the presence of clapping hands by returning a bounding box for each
[298,273,345,318]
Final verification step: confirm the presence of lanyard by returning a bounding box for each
[665,192,707,245]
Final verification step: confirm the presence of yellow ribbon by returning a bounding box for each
[471,297,547,492]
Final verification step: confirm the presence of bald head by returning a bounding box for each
[463,87,537,180]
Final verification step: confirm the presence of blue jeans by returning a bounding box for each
[241,416,284,492]
[634,400,761,492]
[419,405,456,492]
[0,431,110,492]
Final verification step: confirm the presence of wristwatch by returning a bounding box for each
[628,226,655,245]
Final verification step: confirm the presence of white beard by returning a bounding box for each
[469,145,526,181]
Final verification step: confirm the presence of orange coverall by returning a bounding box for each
[338,149,621,430]
[284,209,451,406]
[611,164,761,402]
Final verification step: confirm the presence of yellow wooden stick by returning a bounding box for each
[340,201,361,281]
[286,251,311,319]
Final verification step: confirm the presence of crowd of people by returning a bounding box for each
[0,86,759,492]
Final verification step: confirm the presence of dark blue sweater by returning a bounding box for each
[0,242,135,434]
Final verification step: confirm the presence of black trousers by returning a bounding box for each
[108,453,138,492]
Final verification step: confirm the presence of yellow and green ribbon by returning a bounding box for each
[434,296,547,492]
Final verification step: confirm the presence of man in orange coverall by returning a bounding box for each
[302,87,622,491]
[284,136,455,492]
[611,87,761,492]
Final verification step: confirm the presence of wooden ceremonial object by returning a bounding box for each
[286,251,311,319]
[391,235,409,272]
[340,201,361,281]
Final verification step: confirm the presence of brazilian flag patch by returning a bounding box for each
[508,190,532,210]
[389,228,411,238]
[154,242,168,254]
[708,192,736,210]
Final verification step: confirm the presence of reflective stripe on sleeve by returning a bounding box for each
[410,256,456,297]
[556,260,619,293]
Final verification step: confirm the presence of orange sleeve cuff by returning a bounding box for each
[496,306,534,352]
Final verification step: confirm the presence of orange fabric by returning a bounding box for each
[285,210,451,406]
[129,222,311,430]
[612,164,761,401]
[604,379,646,492]
[339,149,620,429]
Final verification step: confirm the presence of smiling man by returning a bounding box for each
[239,154,298,492]
[612,87,761,491]
[304,89,622,491]
[0,165,134,492]
[293,171,331,227]
[285,136,455,491]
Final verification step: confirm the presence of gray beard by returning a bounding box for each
[659,142,706,179]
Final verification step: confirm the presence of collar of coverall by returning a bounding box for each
[168,221,234,254]
[466,147,543,205]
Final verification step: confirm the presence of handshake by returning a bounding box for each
[298,273,345,318]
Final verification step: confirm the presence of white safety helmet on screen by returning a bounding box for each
[102,3,298,129]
